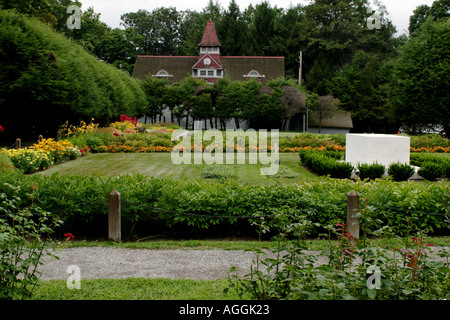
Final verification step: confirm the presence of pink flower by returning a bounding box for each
[0,125,4,133]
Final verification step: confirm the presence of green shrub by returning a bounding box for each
[411,153,450,178]
[0,183,63,300]
[418,161,445,181]
[227,214,450,300]
[0,171,447,237]
[387,163,415,181]
[356,163,385,181]
[410,134,449,148]
[299,150,353,179]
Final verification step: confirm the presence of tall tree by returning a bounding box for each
[389,19,450,136]
[216,0,248,56]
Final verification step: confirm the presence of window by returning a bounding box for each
[153,69,173,78]
[244,70,265,79]
[248,70,261,77]
[200,70,207,76]
[208,70,214,76]
[193,69,198,76]
[156,70,169,76]
[216,70,222,77]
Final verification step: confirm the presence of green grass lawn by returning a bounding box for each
[36,152,319,184]
[33,278,241,300]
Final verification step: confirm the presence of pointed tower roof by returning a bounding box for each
[198,20,221,47]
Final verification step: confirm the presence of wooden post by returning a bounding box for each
[108,190,121,242]
[346,190,360,239]
[15,138,21,149]
[38,135,43,142]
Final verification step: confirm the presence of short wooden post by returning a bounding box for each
[346,190,360,239]
[38,135,43,142]
[108,190,121,242]
[15,138,21,149]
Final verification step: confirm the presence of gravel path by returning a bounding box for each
[40,247,261,281]
[39,246,448,281]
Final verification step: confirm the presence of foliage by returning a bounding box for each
[1,167,447,238]
[201,165,237,180]
[0,10,146,141]
[388,19,450,137]
[299,150,353,179]
[411,153,450,178]
[226,215,450,300]
[418,162,446,181]
[0,148,52,174]
[0,183,63,300]
[356,163,386,181]
[387,163,415,182]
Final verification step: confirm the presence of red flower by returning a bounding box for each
[64,233,75,241]
[0,125,4,133]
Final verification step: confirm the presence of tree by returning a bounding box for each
[316,95,340,133]
[409,0,450,35]
[216,0,249,56]
[389,19,450,137]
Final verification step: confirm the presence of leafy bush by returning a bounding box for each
[227,214,450,300]
[418,162,445,181]
[387,163,415,181]
[411,153,450,178]
[410,134,449,148]
[356,163,385,181]
[299,150,353,179]
[0,183,63,300]
[0,149,53,174]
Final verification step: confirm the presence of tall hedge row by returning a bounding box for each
[0,10,147,141]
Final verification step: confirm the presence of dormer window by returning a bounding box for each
[244,70,265,79]
[153,69,173,78]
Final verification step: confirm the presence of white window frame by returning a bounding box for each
[193,69,224,79]
[243,70,265,79]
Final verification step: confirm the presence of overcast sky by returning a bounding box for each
[77,0,437,36]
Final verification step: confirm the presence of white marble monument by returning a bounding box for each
[345,134,410,168]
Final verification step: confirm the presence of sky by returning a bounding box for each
[77,0,437,36]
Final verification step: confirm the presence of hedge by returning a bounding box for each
[0,170,448,238]
[0,10,147,141]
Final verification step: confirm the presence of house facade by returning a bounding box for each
[132,20,285,83]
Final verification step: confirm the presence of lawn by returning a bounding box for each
[36,152,319,184]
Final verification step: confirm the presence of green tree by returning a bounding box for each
[389,19,450,136]
[409,0,450,35]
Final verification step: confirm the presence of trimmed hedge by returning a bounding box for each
[0,10,147,141]
[0,170,447,238]
[299,150,353,179]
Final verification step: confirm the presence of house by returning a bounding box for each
[308,110,354,134]
[132,20,285,84]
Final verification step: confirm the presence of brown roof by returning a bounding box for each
[198,20,221,47]
[132,55,285,82]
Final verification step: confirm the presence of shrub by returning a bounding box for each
[418,161,445,181]
[411,153,450,178]
[356,163,385,181]
[227,216,450,300]
[299,150,353,179]
[387,163,415,181]
[0,149,53,174]
[0,183,63,300]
